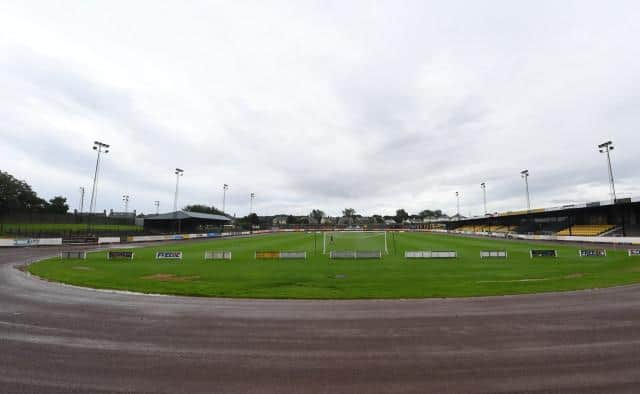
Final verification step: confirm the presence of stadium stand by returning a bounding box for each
[557,224,615,236]
[513,223,537,234]
[538,222,570,235]
[622,225,640,237]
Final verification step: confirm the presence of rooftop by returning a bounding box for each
[144,211,231,222]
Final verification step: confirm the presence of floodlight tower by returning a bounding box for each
[154,200,160,215]
[222,184,228,214]
[455,191,460,220]
[598,141,617,203]
[88,141,109,215]
[173,168,184,212]
[249,193,256,215]
[521,169,530,210]
[480,182,487,215]
[122,195,130,213]
[79,187,85,214]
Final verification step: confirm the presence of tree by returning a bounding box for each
[286,215,297,225]
[395,208,409,223]
[371,214,383,224]
[342,208,356,225]
[0,170,47,213]
[46,196,69,214]
[309,209,325,222]
[236,213,260,230]
[298,217,310,225]
[247,213,259,226]
[419,209,445,219]
[183,204,225,216]
[342,208,356,218]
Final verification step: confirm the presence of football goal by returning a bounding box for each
[323,231,388,255]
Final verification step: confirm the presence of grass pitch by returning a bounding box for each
[28,232,640,299]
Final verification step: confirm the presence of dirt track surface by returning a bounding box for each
[2,246,640,393]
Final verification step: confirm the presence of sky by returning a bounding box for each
[1,0,639,218]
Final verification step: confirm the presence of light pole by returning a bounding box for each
[480,182,487,215]
[154,200,160,215]
[249,193,255,215]
[222,184,228,214]
[122,195,130,213]
[79,187,85,214]
[598,141,617,203]
[455,191,460,220]
[173,168,184,212]
[88,141,109,215]
[521,169,530,210]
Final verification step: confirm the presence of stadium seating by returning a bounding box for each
[557,224,615,236]
[625,225,640,237]
[513,223,537,234]
[484,226,516,233]
[455,225,515,233]
[455,225,478,232]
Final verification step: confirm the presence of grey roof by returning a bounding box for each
[144,211,231,222]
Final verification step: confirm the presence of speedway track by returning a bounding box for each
[1,245,640,393]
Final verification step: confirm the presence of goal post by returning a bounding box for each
[322,230,388,255]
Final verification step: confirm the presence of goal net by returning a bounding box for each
[323,231,388,255]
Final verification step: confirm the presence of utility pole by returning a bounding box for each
[455,191,460,220]
[249,193,255,215]
[480,182,487,215]
[154,200,160,215]
[222,184,228,214]
[173,168,184,212]
[88,141,110,215]
[521,169,530,210]
[598,141,617,203]
[79,187,85,214]
[122,195,130,213]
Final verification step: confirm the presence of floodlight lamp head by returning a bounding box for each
[521,169,529,177]
[598,141,613,149]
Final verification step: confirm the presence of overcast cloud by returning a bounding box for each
[1,0,639,217]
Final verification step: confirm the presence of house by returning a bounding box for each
[272,215,288,225]
[321,216,337,225]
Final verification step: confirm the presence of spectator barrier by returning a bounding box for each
[405,251,457,259]
[0,238,63,247]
